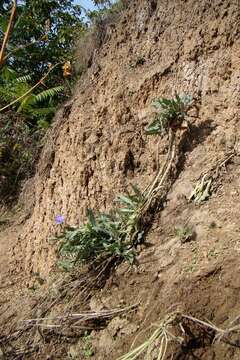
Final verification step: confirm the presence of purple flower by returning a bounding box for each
[55,215,65,225]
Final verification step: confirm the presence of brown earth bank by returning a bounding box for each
[0,0,240,358]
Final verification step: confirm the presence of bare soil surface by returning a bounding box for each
[0,0,240,359]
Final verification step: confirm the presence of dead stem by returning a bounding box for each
[22,304,138,329]
[145,128,175,199]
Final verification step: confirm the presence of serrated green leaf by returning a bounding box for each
[145,124,161,135]
[117,194,134,207]
[32,86,64,105]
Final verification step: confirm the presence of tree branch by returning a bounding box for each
[0,0,17,69]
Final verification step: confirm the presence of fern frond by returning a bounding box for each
[16,74,32,83]
[29,107,56,115]
[14,82,32,98]
[0,66,17,81]
[0,85,14,103]
[32,86,64,105]
[17,94,36,113]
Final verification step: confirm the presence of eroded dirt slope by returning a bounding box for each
[1,0,240,359]
[14,0,240,277]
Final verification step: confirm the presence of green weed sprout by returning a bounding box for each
[175,226,195,243]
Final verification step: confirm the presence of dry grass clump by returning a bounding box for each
[119,311,240,360]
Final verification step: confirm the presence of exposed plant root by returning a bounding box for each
[0,256,124,357]
[119,311,240,360]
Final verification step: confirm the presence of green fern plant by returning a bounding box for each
[145,94,192,135]
[16,74,32,83]
[32,86,64,104]
[0,66,64,127]
[17,85,64,127]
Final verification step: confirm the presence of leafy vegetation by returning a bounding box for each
[0,113,43,201]
[82,332,94,358]
[0,66,64,127]
[145,94,192,135]
[57,185,144,270]
[0,0,85,82]
[0,1,84,203]
[0,0,84,120]
[92,0,126,10]
[56,94,193,269]
[0,0,126,204]
[175,225,195,243]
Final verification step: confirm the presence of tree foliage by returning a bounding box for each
[0,0,86,203]
[0,0,123,204]
[93,0,113,5]
[0,0,86,82]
